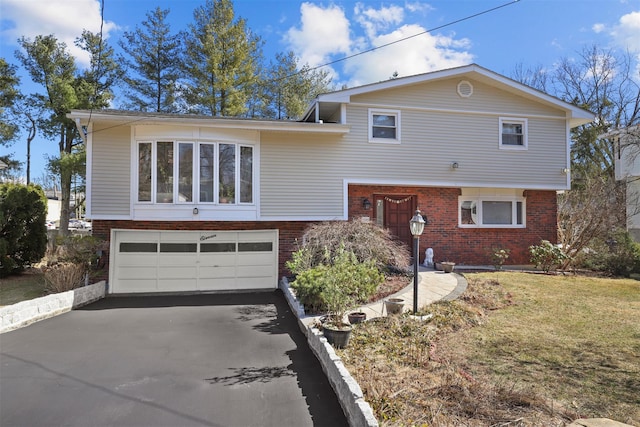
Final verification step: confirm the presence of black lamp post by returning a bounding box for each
[409,209,425,314]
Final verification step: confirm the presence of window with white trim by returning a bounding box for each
[136,141,253,204]
[459,197,525,228]
[499,117,527,149]
[369,109,400,143]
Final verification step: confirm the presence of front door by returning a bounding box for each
[373,194,417,249]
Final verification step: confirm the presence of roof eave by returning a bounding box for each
[67,110,350,134]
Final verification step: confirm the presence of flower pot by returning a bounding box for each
[348,312,367,324]
[441,262,455,273]
[384,298,405,315]
[322,324,352,348]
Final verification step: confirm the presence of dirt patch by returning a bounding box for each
[368,274,411,302]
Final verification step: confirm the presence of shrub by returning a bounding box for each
[290,246,384,318]
[529,240,569,273]
[43,262,86,293]
[489,247,510,271]
[574,230,640,277]
[287,220,410,275]
[0,183,47,277]
[47,235,106,266]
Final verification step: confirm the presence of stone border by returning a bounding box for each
[280,277,379,427]
[1,281,107,334]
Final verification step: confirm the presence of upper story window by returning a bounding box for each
[137,141,253,205]
[459,196,525,228]
[499,117,528,150]
[369,109,400,143]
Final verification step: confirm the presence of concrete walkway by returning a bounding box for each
[355,266,466,320]
[299,266,466,326]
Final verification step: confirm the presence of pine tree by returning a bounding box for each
[16,33,121,234]
[263,51,333,120]
[119,7,183,113]
[183,0,262,116]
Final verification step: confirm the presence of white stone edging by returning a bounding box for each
[1,281,106,334]
[280,277,379,427]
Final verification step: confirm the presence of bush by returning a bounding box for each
[43,262,86,293]
[290,246,384,318]
[287,220,410,275]
[0,183,48,277]
[47,235,106,266]
[574,230,640,277]
[529,240,569,273]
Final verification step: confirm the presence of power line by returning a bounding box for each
[282,0,521,82]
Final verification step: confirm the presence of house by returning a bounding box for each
[68,64,593,294]
[609,126,640,242]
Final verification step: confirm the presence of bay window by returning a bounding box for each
[137,141,253,205]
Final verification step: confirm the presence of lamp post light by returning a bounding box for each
[409,209,426,313]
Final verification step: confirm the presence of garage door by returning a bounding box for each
[111,230,278,293]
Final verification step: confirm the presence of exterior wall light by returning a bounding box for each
[193,207,199,215]
[363,198,372,210]
[451,162,459,169]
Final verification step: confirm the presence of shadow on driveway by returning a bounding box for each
[1,290,348,427]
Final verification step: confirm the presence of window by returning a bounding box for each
[369,109,400,143]
[459,197,525,227]
[499,118,527,149]
[136,141,254,205]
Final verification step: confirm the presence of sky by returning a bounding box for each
[1,0,640,181]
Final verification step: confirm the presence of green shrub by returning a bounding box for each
[574,230,640,277]
[287,220,410,275]
[529,240,569,273]
[290,246,384,319]
[0,183,47,277]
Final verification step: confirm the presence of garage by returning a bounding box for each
[111,230,278,293]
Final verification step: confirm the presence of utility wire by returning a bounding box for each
[281,0,521,82]
[84,0,521,135]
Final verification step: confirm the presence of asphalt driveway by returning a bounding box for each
[0,291,348,427]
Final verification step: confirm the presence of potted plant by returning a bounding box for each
[347,311,367,324]
[291,245,383,348]
[441,261,455,273]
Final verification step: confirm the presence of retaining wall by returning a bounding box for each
[279,277,378,427]
[0,281,106,333]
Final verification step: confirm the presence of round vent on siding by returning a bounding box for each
[457,80,473,98]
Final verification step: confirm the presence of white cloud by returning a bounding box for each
[283,2,352,78]
[611,10,640,52]
[344,25,473,87]
[283,2,473,87]
[592,23,606,33]
[1,0,117,67]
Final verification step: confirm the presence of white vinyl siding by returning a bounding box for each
[260,102,568,218]
[90,124,131,217]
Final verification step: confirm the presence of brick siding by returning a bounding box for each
[94,187,556,284]
[348,185,557,265]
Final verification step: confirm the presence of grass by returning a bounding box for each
[338,272,640,426]
[0,269,47,306]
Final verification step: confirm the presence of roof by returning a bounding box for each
[302,63,594,128]
[67,109,350,135]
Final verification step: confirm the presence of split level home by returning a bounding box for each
[68,64,594,294]
[609,125,640,242]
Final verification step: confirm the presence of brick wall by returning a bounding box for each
[348,185,557,265]
[94,186,556,284]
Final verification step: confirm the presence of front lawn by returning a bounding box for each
[0,269,47,306]
[339,272,640,426]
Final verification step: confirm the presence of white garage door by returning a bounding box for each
[111,230,278,293]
